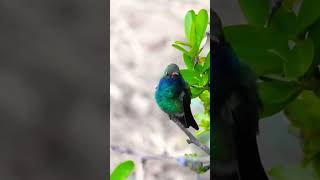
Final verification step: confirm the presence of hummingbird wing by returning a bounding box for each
[182,83,199,130]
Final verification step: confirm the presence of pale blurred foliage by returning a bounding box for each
[110,0,209,179]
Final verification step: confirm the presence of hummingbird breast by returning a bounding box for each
[155,77,184,114]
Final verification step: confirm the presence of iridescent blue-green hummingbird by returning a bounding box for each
[211,9,268,180]
[155,64,199,130]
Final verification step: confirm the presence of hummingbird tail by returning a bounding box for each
[189,117,199,130]
[185,114,199,130]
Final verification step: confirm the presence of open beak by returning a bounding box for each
[171,72,179,77]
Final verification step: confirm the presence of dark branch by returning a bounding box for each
[170,118,210,155]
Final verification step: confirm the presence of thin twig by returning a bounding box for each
[111,145,174,161]
[170,118,210,155]
[111,145,210,174]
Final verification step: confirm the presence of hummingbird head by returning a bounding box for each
[211,9,224,44]
[163,63,180,78]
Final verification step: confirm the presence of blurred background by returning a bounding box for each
[110,0,303,179]
[0,0,106,179]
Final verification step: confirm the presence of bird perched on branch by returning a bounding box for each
[155,64,199,130]
[211,9,269,180]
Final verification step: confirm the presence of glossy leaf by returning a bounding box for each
[238,0,269,26]
[199,90,210,114]
[224,25,289,53]
[174,41,191,47]
[297,0,320,34]
[190,86,204,98]
[201,53,210,73]
[309,19,320,61]
[200,73,209,86]
[183,53,194,69]
[259,80,301,118]
[180,69,200,85]
[268,7,298,38]
[268,165,314,180]
[285,39,314,78]
[235,48,286,75]
[285,90,320,129]
[194,113,210,128]
[303,131,320,165]
[195,9,209,48]
[172,44,190,55]
[194,63,202,72]
[283,0,301,10]
[110,160,135,180]
[224,25,289,75]
[313,156,320,179]
[184,10,197,44]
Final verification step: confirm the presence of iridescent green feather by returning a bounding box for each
[155,82,183,114]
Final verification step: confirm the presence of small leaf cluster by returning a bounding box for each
[184,152,198,158]
[229,0,320,178]
[176,156,209,174]
[173,8,210,140]
[172,9,210,174]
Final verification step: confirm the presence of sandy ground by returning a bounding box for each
[110,0,210,179]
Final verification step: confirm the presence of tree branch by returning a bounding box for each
[170,117,210,155]
[111,145,210,174]
[111,145,174,161]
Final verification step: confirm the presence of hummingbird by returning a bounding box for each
[155,63,199,130]
[211,9,268,180]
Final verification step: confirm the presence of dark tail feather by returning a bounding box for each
[182,92,199,130]
[234,132,269,180]
[177,115,199,130]
[185,113,199,130]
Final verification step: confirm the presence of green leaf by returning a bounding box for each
[184,153,198,158]
[259,80,301,118]
[201,53,210,73]
[313,156,320,179]
[172,44,190,55]
[309,19,320,62]
[199,90,210,114]
[268,165,314,180]
[285,90,320,129]
[224,25,289,53]
[184,10,197,44]
[194,113,210,125]
[283,0,301,10]
[190,86,204,98]
[195,129,207,136]
[199,73,209,86]
[174,41,191,47]
[180,69,201,85]
[183,53,194,69]
[297,0,320,34]
[236,48,286,75]
[285,39,314,78]
[314,87,320,98]
[238,0,269,26]
[304,135,320,164]
[224,25,289,75]
[194,63,202,72]
[110,160,135,180]
[268,7,298,38]
[195,9,209,48]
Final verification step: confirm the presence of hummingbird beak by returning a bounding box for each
[171,72,179,77]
